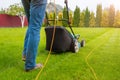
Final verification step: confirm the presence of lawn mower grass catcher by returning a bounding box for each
[45,0,85,53]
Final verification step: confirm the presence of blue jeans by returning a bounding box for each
[22,0,47,70]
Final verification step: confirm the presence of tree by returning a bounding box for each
[48,12,55,25]
[108,4,115,27]
[69,11,73,26]
[101,8,109,27]
[73,6,80,27]
[6,4,24,15]
[96,4,102,27]
[114,10,120,27]
[89,12,96,27]
[57,12,63,26]
[62,7,68,27]
[79,11,85,27]
[84,7,90,27]
[6,3,25,28]
[0,8,6,14]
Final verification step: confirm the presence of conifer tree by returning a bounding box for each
[73,6,80,27]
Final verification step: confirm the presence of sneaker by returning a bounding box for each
[25,63,43,72]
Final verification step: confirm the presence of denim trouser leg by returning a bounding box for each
[21,0,30,22]
[25,3,46,69]
[23,29,29,56]
[21,0,30,56]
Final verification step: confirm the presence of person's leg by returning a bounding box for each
[22,29,29,61]
[21,0,30,22]
[25,1,47,70]
[21,0,30,59]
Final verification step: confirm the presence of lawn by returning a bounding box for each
[0,27,120,80]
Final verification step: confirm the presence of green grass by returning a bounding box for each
[0,27,120,80]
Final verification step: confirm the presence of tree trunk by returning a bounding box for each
[19,15,25,28]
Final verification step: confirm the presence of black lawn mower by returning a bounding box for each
[45,0,85,53]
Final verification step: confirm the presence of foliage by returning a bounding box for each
[48,12,56,25]
[84,7,90,27]
[69,11,73,26]
[101,9,109,27]
[6,3,25,16]
[108,4,115,27]
[62,7,68,27]
[96,4,102,27]
[0,8,6,14]
[89,12,96,27]
[57,12,63,26]
[79,11,85,27]
[114,10,120,27]
[1,3,120,28]
[73,6,80,27]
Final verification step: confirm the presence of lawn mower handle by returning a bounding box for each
[64,0,76,38]
[45,0,77,39]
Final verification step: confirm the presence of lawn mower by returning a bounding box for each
[45,0,85,53]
